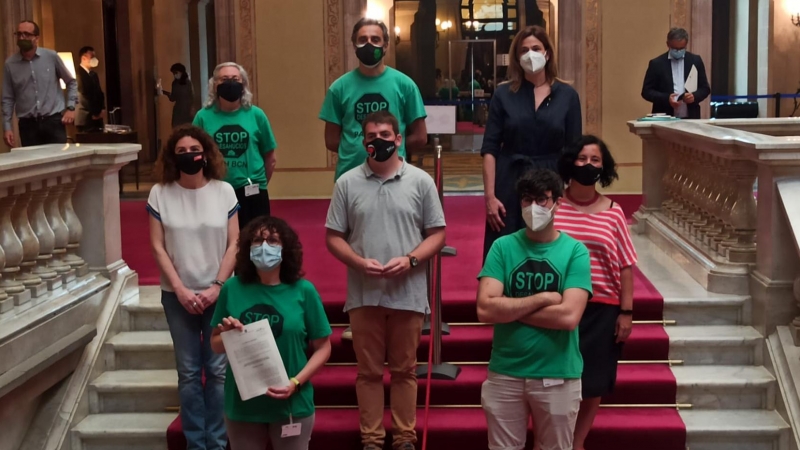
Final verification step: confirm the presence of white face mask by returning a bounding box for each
[522,203,556,232]
[174,73,182,80]
[520,50,547,75]
[89,57,99,68]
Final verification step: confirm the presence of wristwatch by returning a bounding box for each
[407,255,419,268]
[212,279,224,287]
[619,309,633,316]
[66,105,75,111]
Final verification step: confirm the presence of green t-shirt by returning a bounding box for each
[211,277,332,423]
[193,105,277,190]
[319,67,427,180]
[478,230,592,379]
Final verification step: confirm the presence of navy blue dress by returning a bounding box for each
[480,79,582,260]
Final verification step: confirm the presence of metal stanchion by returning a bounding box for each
[416,138,461,381]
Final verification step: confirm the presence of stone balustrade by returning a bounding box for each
[0,143,139,325]
[630,118,800,336]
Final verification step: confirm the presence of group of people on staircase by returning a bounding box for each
[476,25,638,450]
[142,15,640,450]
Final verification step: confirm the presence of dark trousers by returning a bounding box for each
[233,186,270,231]
[18,113,67,147]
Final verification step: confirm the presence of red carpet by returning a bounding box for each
[121,196,685,450]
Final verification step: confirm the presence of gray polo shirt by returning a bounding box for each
[326,159,446,314]
[2,47,78,131]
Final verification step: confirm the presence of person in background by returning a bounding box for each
[482,25,582,262]
[641,27,710,119]
[477,168,592,450]
[75,46,106,133]
[554,135,637,450]
[164,63,195,128]
[194,62,277,230]
[325,111,446,450]
[147,126,239,450]
[2,20,78,147]
[211,216,332,450]
[320,17,427,182]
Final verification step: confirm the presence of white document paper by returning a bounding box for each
[684,65,698,93]
[221,321,289,401]
[424,105,457,135]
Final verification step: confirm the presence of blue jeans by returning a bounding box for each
[162,290,228,450]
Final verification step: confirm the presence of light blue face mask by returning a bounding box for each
[669,48,686,60]
[250,242,282,271]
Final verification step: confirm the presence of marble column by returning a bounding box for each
[72,166,127,274]
[214,0,236,64]
[154,0,192,147]
[691,0,713,119]
[189,0,211,105]
[557,0,584,128]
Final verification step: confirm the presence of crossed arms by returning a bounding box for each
[476,277,590,331]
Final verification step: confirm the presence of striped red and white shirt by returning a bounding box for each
[554,201,638,305]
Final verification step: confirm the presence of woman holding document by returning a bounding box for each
[211,215,332,450]
[147,126,240,450]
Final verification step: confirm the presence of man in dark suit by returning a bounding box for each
[641,28,710,119]
[75,46,106,132]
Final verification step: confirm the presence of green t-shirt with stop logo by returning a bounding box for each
[193,105,277,190]
[211,277,332,423]
[478,230,593,379]
[319,67,427,180]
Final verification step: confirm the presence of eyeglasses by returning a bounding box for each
[13,32,37,39]
[523,195,553,207]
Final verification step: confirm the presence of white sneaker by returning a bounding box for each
[341,326,353,341]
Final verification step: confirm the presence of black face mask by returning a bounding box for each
[366,138,396,162]
[356,43,385,67]
[571,163,602,186]
[217,79,244,102]
[176,152,206,175]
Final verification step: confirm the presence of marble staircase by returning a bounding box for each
[69,234,792,450]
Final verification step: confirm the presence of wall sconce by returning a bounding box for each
[395,26,401,45]
[793,12,800,26]
[57,52,77,90]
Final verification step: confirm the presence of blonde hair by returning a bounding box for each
[204,62,254,108]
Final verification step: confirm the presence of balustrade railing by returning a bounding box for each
[0,144,139,324]
[630,118,800,334]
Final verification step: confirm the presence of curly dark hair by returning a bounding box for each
[154,126,227,184]
[558,135,619,188]
[516,168,564,201]
[235,216,305,285]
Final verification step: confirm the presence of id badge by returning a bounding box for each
[542,378,564,388]
[281,423,302,438]
[244,183,259,197]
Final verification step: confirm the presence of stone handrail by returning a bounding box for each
[629,118,800,335]
[0,143,139,336]
[776,179,800,345]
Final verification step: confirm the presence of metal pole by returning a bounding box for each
[775,92,782,117]
[416,139,459,380]
[432,143,443,366]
